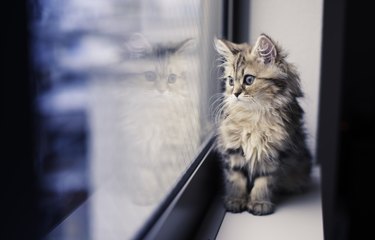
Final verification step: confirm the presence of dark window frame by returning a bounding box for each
[317,0,345,239]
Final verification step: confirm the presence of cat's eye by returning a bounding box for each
[145,71,157,81]
[228,77,234,86]
[244,74,255,85]
[168,74,177,84]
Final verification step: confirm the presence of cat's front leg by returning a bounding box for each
[223,167,248,213]
[247,176,275,215]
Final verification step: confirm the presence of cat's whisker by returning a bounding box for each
[213,100,231,124]
[212,102,227,124]
[208,93,224,103]
[209,96,224,110]
[208,94,225,117]
[211,104,224,121]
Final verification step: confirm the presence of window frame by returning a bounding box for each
[316,0,346,240]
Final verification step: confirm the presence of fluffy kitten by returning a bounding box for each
[119,34,200,205]
[214,34,311,215]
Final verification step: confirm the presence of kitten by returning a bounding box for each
[118,34,201,205]
[214,34,311,215]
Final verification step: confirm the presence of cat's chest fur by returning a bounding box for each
[218,107,288,170]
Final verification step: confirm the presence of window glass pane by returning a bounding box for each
[31,0,222,238]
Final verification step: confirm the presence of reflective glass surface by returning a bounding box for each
[31,0,222,238]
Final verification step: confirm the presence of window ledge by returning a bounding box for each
[216,166,323,240]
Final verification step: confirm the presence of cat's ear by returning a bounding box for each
[174,38,195,54]
[251,34,277,64]
[123,33,153,58]
[214,38,242,59]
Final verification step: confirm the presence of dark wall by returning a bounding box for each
[338,0,375,239]
[1,1,38,240]
[319,0,375,239]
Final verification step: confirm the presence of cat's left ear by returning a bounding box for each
[214,38,242,59]
[175,38,196,54]
[251,34,277,64]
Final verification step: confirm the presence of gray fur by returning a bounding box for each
[214,34,311,215]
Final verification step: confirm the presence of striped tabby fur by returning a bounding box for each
[214,34,311,215]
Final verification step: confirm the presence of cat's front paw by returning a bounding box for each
[247,201,275,216]
[224,197,247,213]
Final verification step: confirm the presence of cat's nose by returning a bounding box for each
[157,86,167,93]
[158,88,166,93]
[156,82,167,93]
[233,92,241,98]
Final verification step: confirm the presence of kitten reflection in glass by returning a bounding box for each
[120,34,200,205]
[214,34,311,215]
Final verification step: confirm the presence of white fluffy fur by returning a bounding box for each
[118,50,200,205]
[217,100,286,177]
[214,35,311,215]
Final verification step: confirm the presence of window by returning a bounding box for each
[30,0,224,239]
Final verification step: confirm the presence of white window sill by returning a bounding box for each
[216,166,323,240]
